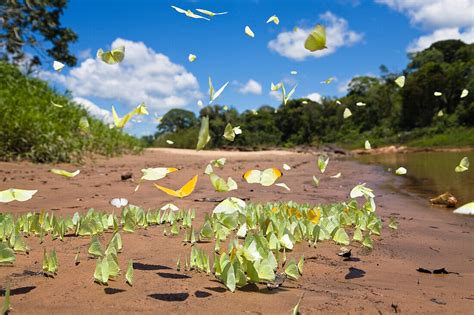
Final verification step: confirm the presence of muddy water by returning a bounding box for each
[355,151,474,205]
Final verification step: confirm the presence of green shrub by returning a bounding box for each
[0,62,142,163]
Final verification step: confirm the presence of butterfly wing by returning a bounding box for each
[260,168,282,186]
[176,175,198,197]
[243,170,262,184]
[223,123,235,141]
[154,184,182,198]
[210,81,229,103]
[11,189,37,202]
[210,173,228,192]
[111,106,122,128]
[110,46,125,64]
[0,189,15,203]
[304,24,326,51]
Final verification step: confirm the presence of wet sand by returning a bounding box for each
[0,148,473,314]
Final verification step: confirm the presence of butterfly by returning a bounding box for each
[196,9,227,17]
[112,103,148,129]
[110,198,128,208]
[53,61,64,72]
[161,203,179,211]
[395,76,405,88]
[209,173,238,192]
[343,108,352,119]
[455,157,469,172]
[154,175,198,198]
[266,15,279,25]
[245,26,255,38]
[97,46,125,64]
[223,123,242,141]
[170,6,210,20]
[51,169,80,178]
[243,168,282,186]
[209,77,229,104]
[304,24,327,52]
[196,116,211,150]
[0,188,37,203]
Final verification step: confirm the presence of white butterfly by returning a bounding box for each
[110,198,129,208]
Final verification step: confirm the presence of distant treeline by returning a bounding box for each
[148,40,474,149]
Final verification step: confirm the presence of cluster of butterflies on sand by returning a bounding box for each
[4,5,473,216]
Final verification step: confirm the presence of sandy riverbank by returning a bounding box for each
[0,148,473,314]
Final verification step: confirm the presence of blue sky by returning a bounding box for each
[40,0,474,136]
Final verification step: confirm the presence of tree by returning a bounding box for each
[155,108,197,136]
[0,0,78,68]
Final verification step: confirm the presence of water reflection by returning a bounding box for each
[356,151,474,204]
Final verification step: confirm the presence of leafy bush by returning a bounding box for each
[0,62,142,162]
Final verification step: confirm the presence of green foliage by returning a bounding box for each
[0,0,78,67]
[0,62,142,162]
[155,108,198,135]
[151,40,473,149]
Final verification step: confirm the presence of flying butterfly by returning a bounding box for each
[196,116,211,150]
[455,157,469,172]
[97,46,125,65]
[304,24,327,52]
[209,77,229,104]
[196,9,227,17]
[53,61,65,72]
[171,5,210,20]
[51,169,80,178]
[245,26,255,38]
[223,123,242,141]
[154,175,198,198]
[266,15,279,25]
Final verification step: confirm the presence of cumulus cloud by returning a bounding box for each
[73,97,113,124]
[407,26,474,51]
[268,12,363,61]
[41,38,201,110]
[305,93,322,103]
[269,90,282,102]
[375,0,474,51]
[239,79,263,95]
[337,79,351,93]
[375,0,474,29]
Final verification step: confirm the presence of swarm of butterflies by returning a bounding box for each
[0,8,472,311]
[3,5,473,212]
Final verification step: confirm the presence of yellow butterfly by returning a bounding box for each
[97,46,125,65]
[0,188,37,203]
[51,169,80,178]
[112,103,148,129]
[308,208,321,224]
[171,6,210,20]
[266,15,279,25]
[154,175,198,198]
[243,168,282,186]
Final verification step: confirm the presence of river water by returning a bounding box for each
[355,151,474,205]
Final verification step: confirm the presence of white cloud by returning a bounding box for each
[375,0,474,51]
[41,38,201,111]
[73,97,113,124]
[305,93,322,103]
[269,90,282,102]
[78,49,92,60]
[375,0,474,29]
[239,79,263,95]
[407,26,474,51]
[268,11,363,61]
[337,79,351,93]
